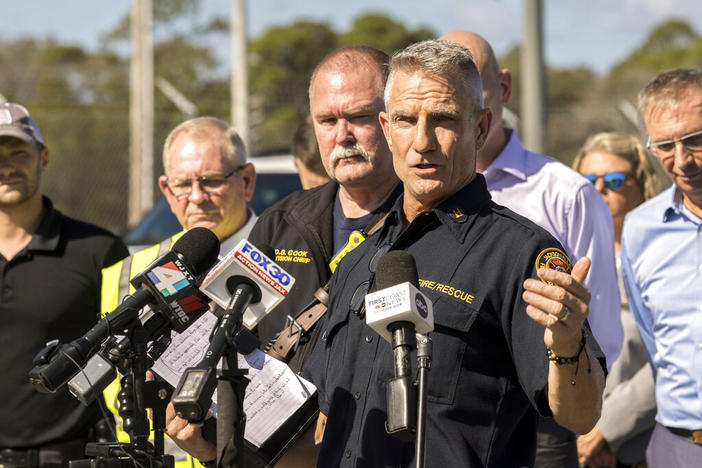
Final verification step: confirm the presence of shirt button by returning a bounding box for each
[354,392,361,400]
[345,449,351,458]
[365,335,373,343]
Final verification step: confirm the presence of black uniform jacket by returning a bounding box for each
[304,175,605,468]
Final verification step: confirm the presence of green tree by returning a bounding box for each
[340,13,434,54]
[605,19,702,100]
[0,38,131,229]
[247,13,435,154]
[248,20,338,152]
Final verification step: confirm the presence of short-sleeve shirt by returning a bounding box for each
[304,175,604,468]
[0,197,128,448]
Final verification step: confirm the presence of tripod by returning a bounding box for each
[70,325,174,468]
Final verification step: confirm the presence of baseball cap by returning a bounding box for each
[0,102,45,147]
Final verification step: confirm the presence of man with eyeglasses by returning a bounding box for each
[101,116,257,467]
[439,30,620,468]
[620,68,702,466]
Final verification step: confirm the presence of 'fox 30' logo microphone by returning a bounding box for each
[200,239,295,329]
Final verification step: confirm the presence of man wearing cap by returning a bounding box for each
[0,102,128,466]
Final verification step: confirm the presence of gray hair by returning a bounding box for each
[384,40,484,110]
[637,68,702,123]
[162,116,247,174]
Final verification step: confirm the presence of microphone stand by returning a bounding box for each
[385,322,417,441]
[213,298,250,468]
[70,325,174,467]
[414,334,432,468]
[172,282,258,468]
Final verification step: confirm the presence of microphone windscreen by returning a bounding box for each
[375,250,419,290]
[172,227,220,276]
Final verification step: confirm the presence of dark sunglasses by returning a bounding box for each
[582,171,628,190]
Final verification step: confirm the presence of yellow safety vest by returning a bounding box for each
[101,231,204,468]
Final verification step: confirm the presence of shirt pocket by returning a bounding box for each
[427,296,480,405]
[320,281,366,377]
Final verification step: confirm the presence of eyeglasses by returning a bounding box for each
[582,171,629,190]
[646,129,702,157]
[165,165,246,200]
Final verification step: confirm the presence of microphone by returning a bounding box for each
[67,316,174,407]
[199,239,295,329]
[365,251,434,342]
[172,266,264,423]
[171,241,288,422]
[29,227,220,394]
[130,228,220,333]
[364,250,434,440]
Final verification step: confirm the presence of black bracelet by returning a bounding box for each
[546,331,585,365]
[546,330,591,385]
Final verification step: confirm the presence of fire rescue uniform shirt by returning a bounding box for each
[304,175,605,468]
[0,197,128,449]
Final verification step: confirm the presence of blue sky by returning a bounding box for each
[1,0,701,74]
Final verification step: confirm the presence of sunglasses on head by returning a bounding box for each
[582,171,628,190]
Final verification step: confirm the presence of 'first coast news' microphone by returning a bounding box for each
[364,250,434,440]
[28,227,221,395]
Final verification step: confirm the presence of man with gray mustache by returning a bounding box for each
[251,45,401,369]
[247,46,401,466]
[328,142,372,178]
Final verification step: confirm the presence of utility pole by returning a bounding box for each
[129,0,154,227]
[521,0,545,154]
[231,0,250,149]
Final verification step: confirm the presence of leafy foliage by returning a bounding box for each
[340,13,434,54]
[248,20,337,150]
[0,12,698,231]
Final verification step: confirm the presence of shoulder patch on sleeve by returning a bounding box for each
[535,248,573,283]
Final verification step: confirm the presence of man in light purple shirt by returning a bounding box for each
[440,31,621,468]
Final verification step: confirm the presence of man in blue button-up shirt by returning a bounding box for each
[621,68,702,467]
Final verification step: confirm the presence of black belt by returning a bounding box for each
[0,440,86,468]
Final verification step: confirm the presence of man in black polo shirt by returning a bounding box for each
[0,102,128,466]
[304,40,606,467]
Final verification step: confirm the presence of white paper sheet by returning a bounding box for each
[150,312,316,447]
